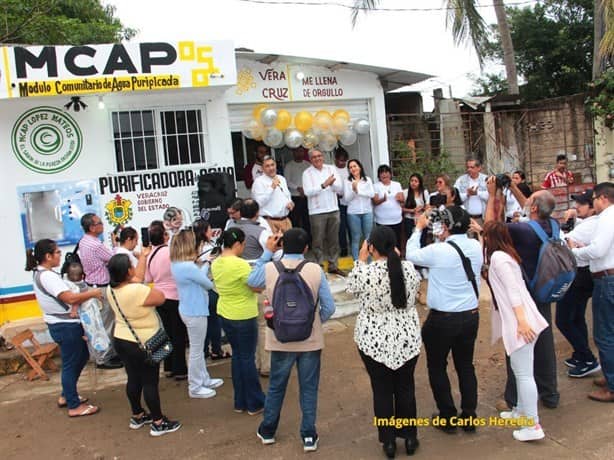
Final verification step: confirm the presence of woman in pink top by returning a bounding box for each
[145,220,187,380]
[482,221,548,442]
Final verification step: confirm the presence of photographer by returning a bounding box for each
[405,206,483,432]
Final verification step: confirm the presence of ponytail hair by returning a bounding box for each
[222,228,245,248]
[25,239,57,271]
[368,226,407,309]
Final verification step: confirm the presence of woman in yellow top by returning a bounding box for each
[211,228,265,415]
[107,253,181,437]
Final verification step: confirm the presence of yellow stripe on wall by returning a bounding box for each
[0,300,43,324]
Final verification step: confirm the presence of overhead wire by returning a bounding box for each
[235,0,542,12]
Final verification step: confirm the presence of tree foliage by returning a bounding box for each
[0,0,136,45]
[469,72,509,96]
[481,0,593,100]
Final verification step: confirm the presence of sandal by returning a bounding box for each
[68,404,100,417]
[58,395,88,408]
[210,351,231,360]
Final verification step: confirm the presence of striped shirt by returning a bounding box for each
[542,169,573,188]
[79,234,113,285]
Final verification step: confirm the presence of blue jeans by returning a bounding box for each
[220,317,265,412]
[47,322,89,410]
[593,275,614,391]
[347,212,374,260]
[259,350,321,439]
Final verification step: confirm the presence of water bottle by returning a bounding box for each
[263,298,275,329]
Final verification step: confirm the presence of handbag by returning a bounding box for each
[109,287,173,366]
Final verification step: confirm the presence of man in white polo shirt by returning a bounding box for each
[252,155,294,233]
[302,149,345,276]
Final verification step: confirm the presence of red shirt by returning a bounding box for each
[541,169,573,188]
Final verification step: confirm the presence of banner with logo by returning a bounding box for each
[0,41,236,99]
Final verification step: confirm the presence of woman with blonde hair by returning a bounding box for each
[170,229,223,399]
[482,221,548,442]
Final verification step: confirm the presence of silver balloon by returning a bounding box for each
[318,133,337,152]
[284,128,304,149]
[302,130,319,149]
[260,108,278,127]
[354,118,370,135]
[242,119,260,139]
[339,128,357,146]
[263,128,284,147]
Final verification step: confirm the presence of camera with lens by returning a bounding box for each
[560,217,575,233]
[495,173,511,190]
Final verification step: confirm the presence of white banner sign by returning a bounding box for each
[0,41,236,99]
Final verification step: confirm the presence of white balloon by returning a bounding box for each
[260,108,278,127]
[242,119,260,139]
[284,128,304,149]
[302,130,319,149]
[318,133,337,152]
[263,128,284,147]
[354,118,370,135]
[339,129,357,146]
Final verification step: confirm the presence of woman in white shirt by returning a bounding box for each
[347,226,421,457]
[114,227,139,267]
[402,173,430,238]
[344,159,375,260]
[26,239,103,417]
[372,165,404,246]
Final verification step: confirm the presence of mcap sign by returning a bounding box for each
[11,106,83,174]
[0,41,236,99]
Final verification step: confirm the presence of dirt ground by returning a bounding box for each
[1,300,613,460]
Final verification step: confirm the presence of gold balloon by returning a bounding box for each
[315,110,332,119]
[332,116,348,135]
[333,109,350,122]
[314,112,333,132]
[294,111,314,132]
[252,104,268,120]
[275,109,292,131]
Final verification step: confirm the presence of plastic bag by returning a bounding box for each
[79,298,113,364]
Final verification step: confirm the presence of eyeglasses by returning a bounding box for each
[311,154,323,159]
[92,221,103,226]
[53,249,62,254]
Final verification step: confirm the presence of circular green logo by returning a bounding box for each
[11,106,82,174]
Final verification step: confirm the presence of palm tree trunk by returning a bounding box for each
[594,0,607,78]
[493,0,519,94]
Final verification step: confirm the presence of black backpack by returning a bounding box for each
[271,260,317,343]
[60,240,82,276]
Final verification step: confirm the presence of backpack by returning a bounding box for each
[525,219,577,303]
[60,240,82,276]
[271,260,317,343]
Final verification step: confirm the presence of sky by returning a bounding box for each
[109,0,539,110]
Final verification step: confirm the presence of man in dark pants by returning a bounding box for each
[334,147,350,257]
[557,190,600,377]
[406,206,483,433]
[485,179,560,409]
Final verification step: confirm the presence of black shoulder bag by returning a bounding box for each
[108,287,172,366]
[447,241,480,301]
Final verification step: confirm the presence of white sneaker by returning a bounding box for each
[189,387,217,399]
[513,425,545,442]
[499,408,519,419]
[205,378,224,389]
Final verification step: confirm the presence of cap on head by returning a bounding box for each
[571,189,593,207]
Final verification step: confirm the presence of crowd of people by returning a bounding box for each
[23,145,614,458]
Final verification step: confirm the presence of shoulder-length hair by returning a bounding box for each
[482,221,521,265]
[170,229,198,262]
[347,159,367,181]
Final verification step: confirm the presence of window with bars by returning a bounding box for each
[112,109,206,172]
